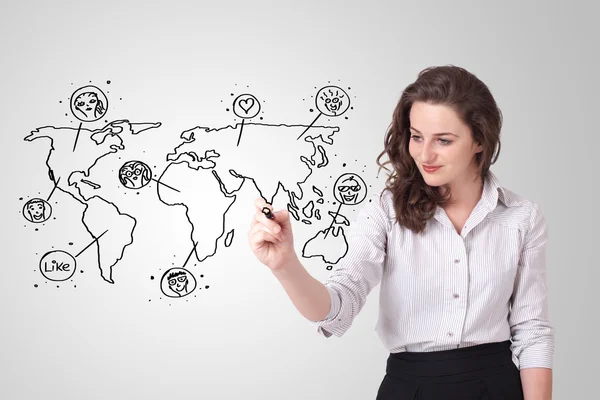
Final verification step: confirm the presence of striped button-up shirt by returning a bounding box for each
[309,170,554,370]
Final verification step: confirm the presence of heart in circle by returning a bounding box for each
[239,98,255,114]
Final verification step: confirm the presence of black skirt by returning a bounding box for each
[375,341,524,400]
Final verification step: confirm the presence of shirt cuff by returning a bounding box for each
[514,337,555,370]
[308,285,343,338]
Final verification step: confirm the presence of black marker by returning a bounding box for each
[262,206,274,220]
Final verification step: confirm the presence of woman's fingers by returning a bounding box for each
[252,208,284,238]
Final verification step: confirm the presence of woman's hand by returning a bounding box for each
[247,197,298,271]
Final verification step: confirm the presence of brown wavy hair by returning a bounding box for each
[376,65,503,234]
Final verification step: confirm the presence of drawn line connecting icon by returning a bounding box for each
[297,85,350,141]
[38,230,108,282]
[232,94,261,146]
[324,173,367,238]
[70,85,109,152]
[119,160,180,192]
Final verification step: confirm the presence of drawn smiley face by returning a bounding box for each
[333,173,367,206]
[315,86,350,117]
[160,268,197,299]
[23,198,52,223]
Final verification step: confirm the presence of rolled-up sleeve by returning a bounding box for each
[509,202,555,369]
[308,192,390,338]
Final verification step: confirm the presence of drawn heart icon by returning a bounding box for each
[239,98,255,114]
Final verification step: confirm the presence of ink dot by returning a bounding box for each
[120,98,122,100]
[205,285,210,289]
[345,117,348,120]
[309,109,314,112]
[35,228,39,231]
[69,242,73,245]
[80,270,84,273]
[74,285,76,288]
[200,274,204,278]
[59,101,62,104]
[231,93,234,96]
[149,299,151,302]
[19,197,23,200]
[107,80,111,84]
[226,108,230,111]
[343,163,346,167]
[150,276,154,280]
[259,117,263,120]
[57,285,59,288]
[34,284,38,288]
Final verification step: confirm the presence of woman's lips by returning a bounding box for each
[423,165,441,173]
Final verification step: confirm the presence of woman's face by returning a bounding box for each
[408,101,482,189]
[75,92,98,117]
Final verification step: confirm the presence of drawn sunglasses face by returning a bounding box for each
[333,173,367,206]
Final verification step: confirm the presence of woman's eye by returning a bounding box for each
[439,139,452,145]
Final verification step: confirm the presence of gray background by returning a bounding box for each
[1,0,598,399]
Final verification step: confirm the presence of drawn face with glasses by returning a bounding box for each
[333,173,367,206]
[167,271,189,296]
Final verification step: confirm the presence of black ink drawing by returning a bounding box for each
[26,118,162,284]
[70,85,108,123]
[119,160,180,192]
[232,94,261,146]
[118,160,152,189]
[23,198,52,223]
[301,173,367,264]
[297,85,350,141]
[70,85,109,151]
[39,250,77,282]
[160,268,197,298]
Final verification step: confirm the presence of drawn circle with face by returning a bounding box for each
[23,198,52,223]
[333,173,367,206]
[39,250,77,282]
[233,94,261,119]
[118,160,152,189]
[70,85,108,122]
[160,268,197,298]
[315,86,350,117]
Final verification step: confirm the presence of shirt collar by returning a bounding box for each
[433,169,507,224]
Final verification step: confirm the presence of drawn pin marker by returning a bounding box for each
[232,93,261,146]
[119,160,179,192]
[70,85,109,152]
[324,173,367,239]
[297,85,351,141]
[75,229,108,258]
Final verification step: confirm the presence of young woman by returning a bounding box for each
[248,65,553,399]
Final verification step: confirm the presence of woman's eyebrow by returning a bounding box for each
[409,126,458,137]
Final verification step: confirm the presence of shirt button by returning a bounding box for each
[447,332,453,337]
[453,293,460,299]
[454,259,460,264]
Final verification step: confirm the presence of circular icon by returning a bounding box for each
[40,250,77,281]
[232,94,261,119]
[333,173,367,206]
[160,268,197,298]
[315,86,350,117]
[70,85,108,122]
[23,198,52,223]
[119,160,152,189]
